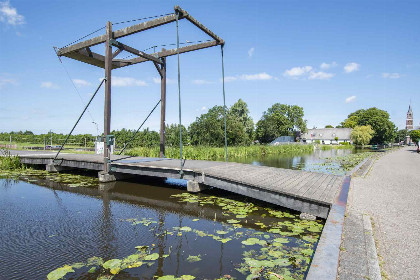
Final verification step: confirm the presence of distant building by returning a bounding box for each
[270,136,295,145]
[301,128,352,144]
[406,105,414,130]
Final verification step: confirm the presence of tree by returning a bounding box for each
[229,99,254,140]
[325,125,334,128]
[188,100,253,146]
[341,108,396,144]
[165,124,189,147]
[395,129,408,143]
[410,130,420,144]
[255,104,307,143]
[351,125,374,146]
[341,115,358,128]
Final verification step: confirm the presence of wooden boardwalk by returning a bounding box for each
[12,151,344,218]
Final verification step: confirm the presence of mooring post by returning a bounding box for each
[159,56,166,158]
[104,21,112,173]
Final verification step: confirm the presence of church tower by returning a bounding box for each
[406,104,413,130]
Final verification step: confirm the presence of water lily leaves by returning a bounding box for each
[273,238,289,244]
[192,219,199,222]
[179,276,195,280]
[144,253,159,261]
[301,248,314,256]
[227,219,240,224]
[236,215,247,219]
[135,245,149,251]
[157,276,176,280]
[308,226,322,233]
[242,238,267,246]
[102,259,122,275]
[216,230,228,235]
[97,276,114,280]
[71,262,85,269]
[127,261,143,269]
[87,256,103,266]
[186,255,202,263]
[220,238,232,243]
[302,235,318,243]
[47,265,75,280]
[88,267,96,273]
[179,226,192,232]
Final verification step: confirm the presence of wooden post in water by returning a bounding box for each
[159,57,166,158]
[104,21,112,173]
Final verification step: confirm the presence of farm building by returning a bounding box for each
[301,128,352,144]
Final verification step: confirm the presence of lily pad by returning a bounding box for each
[186,255,202,263]
[144,253,159,261]
[47,265,75,280]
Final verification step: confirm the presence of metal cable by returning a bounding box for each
[116,99,162,156]
[60,26,106,49]
[176,11,184,176]
[54,78,106,162]
[53,47,98,134]
[113,13,174,25]
[221,44,228,162]
[120,39,212,60]
[59,12,173,49]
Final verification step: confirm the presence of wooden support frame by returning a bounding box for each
[55,5,224,170]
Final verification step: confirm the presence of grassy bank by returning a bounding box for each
[125,144,315,160]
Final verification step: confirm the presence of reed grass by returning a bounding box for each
[125,144,315,160]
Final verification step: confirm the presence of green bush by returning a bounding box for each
[0,149,22,170]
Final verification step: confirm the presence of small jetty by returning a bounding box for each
[12,151,344,218]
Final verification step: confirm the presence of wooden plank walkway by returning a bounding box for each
[11,151,344,218]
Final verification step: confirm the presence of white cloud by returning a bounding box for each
[382,72,400,79]
[152,76,175,84]
[345,95,356,103]
[0,1,24,25]
[240,72,272,81]
[344,62,360,73]
[248,47,255,57]
[224,76,238,82]
[0,76,17,88]
[108,76,148,87]
[40,81,59,89]
[224,72,273,82]
[72,79,91,87]
[201,106,207,111]
[320,62,338,70]
[308,71,334,80]
[283,66,312,78]
[192,79,213,85]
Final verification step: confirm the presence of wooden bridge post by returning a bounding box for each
[104,21,112,173]
[159,56,166,158]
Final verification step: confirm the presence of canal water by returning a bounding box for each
[0,172,323,280]
[232,147,357,175]
[0,148,356,279]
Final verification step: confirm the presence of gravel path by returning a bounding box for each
[350,147,420,279]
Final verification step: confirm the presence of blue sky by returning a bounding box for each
[1,0,419,135]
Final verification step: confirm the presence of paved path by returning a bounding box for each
[344,147,420,279]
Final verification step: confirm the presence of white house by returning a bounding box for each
[300,128,352,144]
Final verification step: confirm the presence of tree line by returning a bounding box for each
[2,101,411,148]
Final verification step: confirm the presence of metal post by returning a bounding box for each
[104,21,112,173]
[50,130,53,146]
[159,57,166,158]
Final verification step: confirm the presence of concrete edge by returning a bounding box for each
[347,156,371,176]
[306,176,351,280]
[362,214,382,280]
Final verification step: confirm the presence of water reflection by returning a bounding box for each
[233,148,356,174]
[0,176,323,280]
